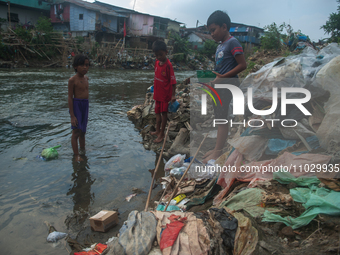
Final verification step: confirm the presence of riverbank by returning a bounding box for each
[115,43,340,255]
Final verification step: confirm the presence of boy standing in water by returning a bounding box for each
[68,54,90,161]
[202,10,247,163]
[151,40,177,143]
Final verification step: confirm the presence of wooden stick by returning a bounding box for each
[164,133,208,211]
[37,46,51,60]
[145,123,171,212]
[18,48,28,64]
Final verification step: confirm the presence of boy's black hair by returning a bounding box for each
[73,54,89,72]
[207,10,231,31]
[152,40,167,52]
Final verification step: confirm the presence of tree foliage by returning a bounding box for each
[36,16,53,33]
[169,33,191,62]
[321,0,340,42]
[200,39,218,60]
[260,22,286,50]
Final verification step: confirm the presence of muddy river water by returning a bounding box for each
[0,68,195,254]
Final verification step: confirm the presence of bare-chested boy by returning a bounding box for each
[68,54,90,161]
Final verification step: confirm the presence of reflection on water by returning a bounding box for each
[67,156,95,221]
[0,68,195,254]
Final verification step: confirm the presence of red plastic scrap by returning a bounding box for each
[74,243,107,255]
[160,215,187,251]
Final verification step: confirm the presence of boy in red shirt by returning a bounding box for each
[151,41,177,143]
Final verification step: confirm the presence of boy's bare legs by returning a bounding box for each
[154,112,167,143]
[151,113,161,136]
[79,132,86,155]
[71,129,83,161]
[202,124,229,163]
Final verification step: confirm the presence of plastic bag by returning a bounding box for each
[315,55,340,149]
[168,101,180,113]
[46,231,67,242]
[186,161,217,180]
[164,154,185,171]
[41,145,61,160]
[169,166,186,179]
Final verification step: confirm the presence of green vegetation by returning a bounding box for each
[35,16,53,34]
[170,33,191,63]
[321,0,340,42]
[200,40,218,60]
[14,26,32,42]
[260,22,286,50]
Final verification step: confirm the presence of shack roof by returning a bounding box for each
[54,0,127,18]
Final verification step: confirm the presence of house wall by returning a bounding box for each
[188,33,202,43]
[97,13,118,33]
[0,4,48,28]
[69,4,96,32]
[0,0,50,10]
[128,14,153,36]
[167,21,180,32]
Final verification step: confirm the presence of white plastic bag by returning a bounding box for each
[46,231,67,242]
[164,154,186,171]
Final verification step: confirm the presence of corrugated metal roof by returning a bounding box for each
[55,0,127,17]
[230,27,250,33]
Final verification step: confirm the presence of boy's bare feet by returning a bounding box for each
[74,155,84,162]
[202,149,223,164]
[153,135,164,143]
[150,131,160,136]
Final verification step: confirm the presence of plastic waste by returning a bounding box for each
[168,101,180,113]
[156,204,180,211]
[170,166,186,179]
[147,85,154,93]
[164,154,185,171]
[170,194,186,205]
[36,155,46,161]
[41,145,61,160]
[125,193,137,202]
[46,231,67,242]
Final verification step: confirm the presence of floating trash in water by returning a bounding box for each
[46,231,67,242]
[41,145,61,160]
[125,193,137,202]
[36,155,46,161]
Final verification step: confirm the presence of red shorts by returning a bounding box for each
[154,101,168,114]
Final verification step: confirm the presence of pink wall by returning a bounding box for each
[128,14,153,36]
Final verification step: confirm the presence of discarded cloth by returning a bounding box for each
[232,210,258,255]
[263,185,340,229]
[220,188,279,218]
[160,215,187,251]
[273,171,320,187]
[214,151,331,205]
[209,208,238,249]
[74,243,107,255]
[153,211,210,255]
[117,210,157,255]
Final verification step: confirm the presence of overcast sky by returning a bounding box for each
[89,0,338,41]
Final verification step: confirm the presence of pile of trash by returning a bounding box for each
[117,43,340,254]
[59,43,340,255]
[127,77,192,159]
